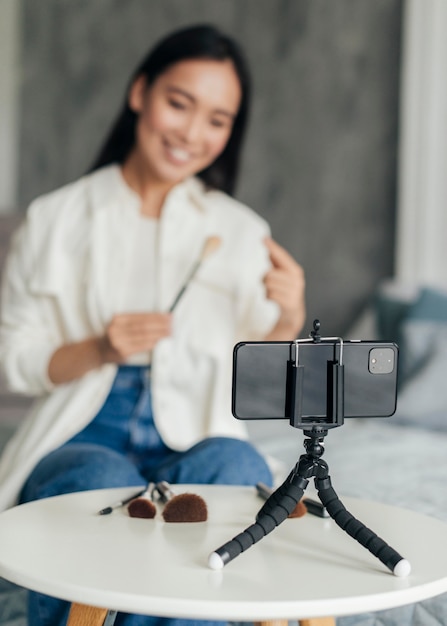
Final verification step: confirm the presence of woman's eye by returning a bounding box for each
[210,118,230,129]
[169,99,186,110]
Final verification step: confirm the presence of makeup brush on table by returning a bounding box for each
[97,486,148,515]
[168,236,221,312]
[155,481,208,523]
[127,482,157,519]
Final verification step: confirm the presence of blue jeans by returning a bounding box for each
[20,366,272,626]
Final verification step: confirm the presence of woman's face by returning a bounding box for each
[128,58,242,186]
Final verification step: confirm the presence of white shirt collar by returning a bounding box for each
[88,164,209,215]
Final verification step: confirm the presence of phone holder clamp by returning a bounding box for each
[288,331,344,430]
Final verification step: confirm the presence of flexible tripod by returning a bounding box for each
[208,323,411,577]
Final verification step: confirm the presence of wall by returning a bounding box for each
[396,0,447,290]
[0,0,21,213]
[17,0,403,335]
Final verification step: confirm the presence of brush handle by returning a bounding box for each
[97,486,147,515]
[155,481,175,502]
[168,261,201,312]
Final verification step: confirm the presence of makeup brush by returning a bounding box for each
[155,481,208,523]
[168,236,221,312]
[97,486,148,515]
[256,482,308,519]
[127,482,157,519]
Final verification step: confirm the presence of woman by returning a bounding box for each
[0,24,305,626]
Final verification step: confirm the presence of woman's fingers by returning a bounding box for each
[263,237,306,336]
[106,312,172,360]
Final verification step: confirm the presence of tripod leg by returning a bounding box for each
[315,476,411,577]
[208,473,308,569]
[255,474,308,522]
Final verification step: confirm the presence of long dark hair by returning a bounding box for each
[89,24,251,196]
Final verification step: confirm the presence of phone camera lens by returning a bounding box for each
[369,348,395,374]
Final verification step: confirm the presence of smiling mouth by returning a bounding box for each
[166,145,194,164]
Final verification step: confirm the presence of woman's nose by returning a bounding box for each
[179,114,203,143]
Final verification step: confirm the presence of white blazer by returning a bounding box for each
[0,166,279,510]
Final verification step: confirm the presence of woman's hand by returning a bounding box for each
[102,312,172,363]
[47,312,172,385]
[263,237,306,340]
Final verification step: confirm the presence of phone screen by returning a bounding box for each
[232,341,398,420]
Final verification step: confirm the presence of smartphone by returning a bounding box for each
[232,340,398,421]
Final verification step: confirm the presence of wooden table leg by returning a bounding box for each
[66,603,110,626]
[299,618,336,626]
[67,607,336,626]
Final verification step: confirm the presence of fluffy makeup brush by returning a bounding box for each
[127,483,156,519]
[155,481,208,523]
[168,236,221,312]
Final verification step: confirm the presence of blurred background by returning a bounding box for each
[1,5,447,623]
[1,0,446,336]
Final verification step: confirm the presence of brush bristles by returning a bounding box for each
[288,500,307,518]
[127,497,156,519]
[201,236,221,260]
[162,493,208,523]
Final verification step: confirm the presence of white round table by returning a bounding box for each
[0,485,446,625]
